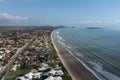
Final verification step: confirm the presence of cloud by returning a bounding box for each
[0,13,28,21]
[0,13,28,25]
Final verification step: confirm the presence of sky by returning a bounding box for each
[0,0,120,28]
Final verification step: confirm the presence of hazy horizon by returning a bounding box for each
[0,0,120,29]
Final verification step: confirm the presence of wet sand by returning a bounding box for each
[51,31,98,80]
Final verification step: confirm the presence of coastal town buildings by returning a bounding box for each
[0,27,71,80]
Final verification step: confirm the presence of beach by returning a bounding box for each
[51,31,98,80]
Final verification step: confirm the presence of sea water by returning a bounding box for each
[54,28,120,80]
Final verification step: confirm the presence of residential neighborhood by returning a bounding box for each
[0,29,34,71]
[0,27,71,80]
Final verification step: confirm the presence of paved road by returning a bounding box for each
[0,36,37,79]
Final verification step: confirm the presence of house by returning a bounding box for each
[0,40,3,45]
[55,70,64,76]
[40,63,49,67]
[24,72,33,79]
[5,50,11,58]
[54,76,63,80]
[15,72,42,80]
[48,69,64,76]
[54,64,61,70]
[44,76,54,80]
[32,72,42,79]
[38,66,50,72]
[45,76,62,80]
[0,55,3,60]
[6,50,11,53]
[31,69,38,73]
[15,76,29,80]
[11,64,17,71]
[5,53,11,59]
[0,66,3,71]
[0,51,5,60]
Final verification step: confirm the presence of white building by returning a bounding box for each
[15,72,42,80]
[48,69,64,76]
[45,76,62,80]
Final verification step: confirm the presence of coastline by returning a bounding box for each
[51,30,98,80]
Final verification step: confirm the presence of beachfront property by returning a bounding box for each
[15,68,64,80]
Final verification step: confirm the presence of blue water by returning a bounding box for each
[54,28,120,80]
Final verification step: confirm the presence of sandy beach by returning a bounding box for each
[51,31,98,80]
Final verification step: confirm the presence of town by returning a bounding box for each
[0,27,71,80]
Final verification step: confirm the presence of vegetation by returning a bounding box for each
[5,67,33,78]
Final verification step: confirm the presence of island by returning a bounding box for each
[86,27,102,29]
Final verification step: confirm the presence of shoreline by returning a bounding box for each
[51,30,98,80]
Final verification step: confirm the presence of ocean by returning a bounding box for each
[54,28,120,80]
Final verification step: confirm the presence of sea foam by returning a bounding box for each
[89,61,120,80]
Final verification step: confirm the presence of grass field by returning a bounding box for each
[5,67,33,79]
